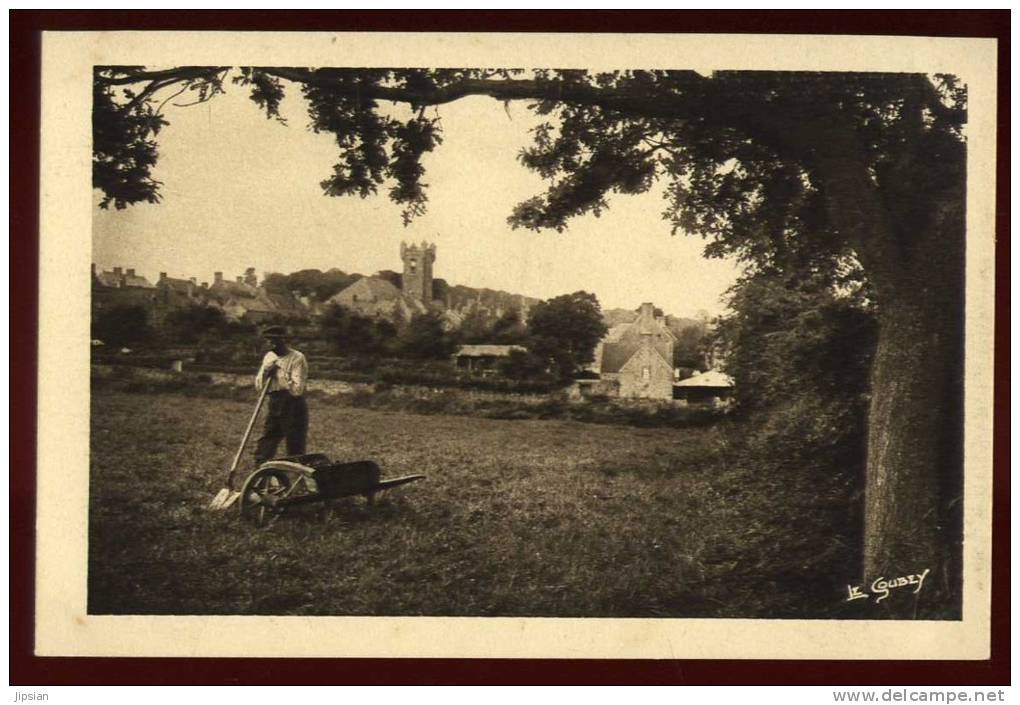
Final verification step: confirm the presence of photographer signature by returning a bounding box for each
[846,568,930,603]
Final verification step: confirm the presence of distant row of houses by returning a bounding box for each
[92,264,312,327]
[92,242,534,334]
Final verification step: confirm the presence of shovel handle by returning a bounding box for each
[227,376,273,478]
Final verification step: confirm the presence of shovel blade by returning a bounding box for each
[209,488,240,511]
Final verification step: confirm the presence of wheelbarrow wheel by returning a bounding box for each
[239,468,293,528]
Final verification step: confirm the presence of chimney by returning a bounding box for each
[639,302,655,317]
[159,272,167,281]
[214,272,223,285]
[113,267,123,275]
[189,277,197,285]
[236,276,244,284]
[201,282,208,289]
[126,268,135,277]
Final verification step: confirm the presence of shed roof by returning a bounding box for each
[675,370,735,388]
[455,344,526,358]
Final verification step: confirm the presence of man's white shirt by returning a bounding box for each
[255,348,308,396]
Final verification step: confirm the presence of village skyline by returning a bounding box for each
[92,80,742,318]
[90,249,715,323]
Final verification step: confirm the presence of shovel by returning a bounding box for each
[209,374,273,510]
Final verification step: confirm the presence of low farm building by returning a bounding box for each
[453,344,526,373]
[673,370,735,405]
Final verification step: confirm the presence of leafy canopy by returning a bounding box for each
[93,67,966,288]
[526,291,608,378]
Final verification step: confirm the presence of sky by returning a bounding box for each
[92,71,743,318]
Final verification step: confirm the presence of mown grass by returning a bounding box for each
[88,386,865,617]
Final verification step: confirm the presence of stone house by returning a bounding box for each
[91,264,158,319]
[596,302,677,400]
[93,265,155,290]
[156,272,204,308]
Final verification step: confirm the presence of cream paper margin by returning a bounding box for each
[36,31,997,659]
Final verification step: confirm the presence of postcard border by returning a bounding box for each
[11,9,1010,685]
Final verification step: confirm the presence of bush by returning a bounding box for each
[396,311,458,359]
[526,291,608,379]
[498,349,550,381]
[706,267,879,613]
[163,304,229,344]
[92,305,152,347]
[319,304,397,355]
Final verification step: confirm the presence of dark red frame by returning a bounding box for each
[10,10,1009,685]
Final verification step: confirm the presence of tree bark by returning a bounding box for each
[861,194,965,618]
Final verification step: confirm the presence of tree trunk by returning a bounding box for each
[862,198,965,618]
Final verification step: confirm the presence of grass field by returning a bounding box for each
[89,385,862,617]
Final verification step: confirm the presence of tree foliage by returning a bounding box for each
[673,323,708,371]
[262,268,363,301]
[397,310,459,360]
[526,291,608,379]
[163,303,229,344]
[490,308,529,345]
[498,348,550,381]
[92,305,152,347]
[717,261,877,413]
[319,304,396,355]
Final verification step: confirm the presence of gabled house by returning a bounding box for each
[156,272,204,308]
[208,271,259,300]
[596,302,677,400]
[91,264,158,317]
[93,265,155,290]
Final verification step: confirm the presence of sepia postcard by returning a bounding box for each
[35,30,997,659]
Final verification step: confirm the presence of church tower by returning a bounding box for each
[400,241,436,303]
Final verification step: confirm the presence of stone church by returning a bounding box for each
[327,241,462,328]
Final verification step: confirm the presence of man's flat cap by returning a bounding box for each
[262,325,288,338]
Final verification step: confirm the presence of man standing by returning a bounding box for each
[254,325,309,464]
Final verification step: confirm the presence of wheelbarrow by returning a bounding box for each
[238,453,425,527]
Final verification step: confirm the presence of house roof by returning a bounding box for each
[94,272,121,288]
[240,297,278,313]
[329,277,401,304]
[264,292,304,312]
[675,370,735,388]
[600,340,672,374]
[123,274,154,288]
[455,344,526,358]
[600,342,639,374]
[158,277,194,293]
[210,280,258,299]
[95,270,155,289]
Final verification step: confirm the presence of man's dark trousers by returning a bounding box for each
[254,391,308,463]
